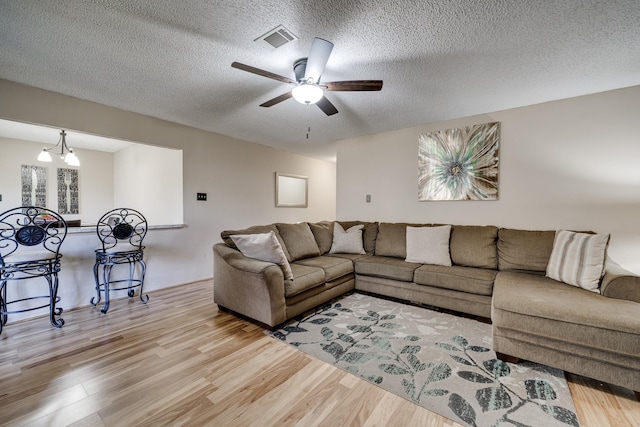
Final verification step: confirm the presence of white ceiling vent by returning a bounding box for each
[255,25,297,48]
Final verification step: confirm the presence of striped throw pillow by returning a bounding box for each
[545,230,610,292]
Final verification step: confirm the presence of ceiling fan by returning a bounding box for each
[231,37,383,116]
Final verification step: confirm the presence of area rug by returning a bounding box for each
[268,293,579,427]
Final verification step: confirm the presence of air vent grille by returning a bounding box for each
[255,25,298,48]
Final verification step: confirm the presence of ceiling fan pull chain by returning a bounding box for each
[306,104,311,139]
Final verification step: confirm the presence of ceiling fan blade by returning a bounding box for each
[231,62,295,85]
[316,96,338,116]
[260,91,292,107]
[325,80,383,91]
[304,38,334,83]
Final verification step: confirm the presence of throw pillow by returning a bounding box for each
[230,231,293,280]
[221,224,292,261]
[338,221,378,254]
[329,223,366,254]
[546,230,610,292]
[405,225,452,266]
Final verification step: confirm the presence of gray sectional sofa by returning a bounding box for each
[213,221,640,394]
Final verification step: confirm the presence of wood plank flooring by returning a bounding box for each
[0,280,638,426]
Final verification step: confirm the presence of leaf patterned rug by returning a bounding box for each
[268,293,580,427]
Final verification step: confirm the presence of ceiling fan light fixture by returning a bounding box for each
[292,83,323,105]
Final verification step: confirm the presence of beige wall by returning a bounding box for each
[0,79,336,321]
[336,85,640,273]
[113,143,183,225]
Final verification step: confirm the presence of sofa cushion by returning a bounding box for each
[230,231,293,280]
[375,223,426,258]
[546,230,609,292]
[285,263,326,297]
[326,253,371,262]
[338,221,378,254]
[330,223,366,254]
[493,271,640,337]
[414,264,496,296]
[355,255,421,282]
[405,225,452,266]
[308,221,333,254]
[276,222,320,261]
[295,255,354,282]
[498,228,555,272]
[375,223,407,258]
[450,225,498,269]
[221,224,292,261]
[492,271,640,385]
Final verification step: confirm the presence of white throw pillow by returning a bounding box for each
[329,223,366,254]
[546,230,610,292]
[231,231,293,280]
[405,225,452,266]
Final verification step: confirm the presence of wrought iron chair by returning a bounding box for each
[91,208,148,313]
[0,206,67,334]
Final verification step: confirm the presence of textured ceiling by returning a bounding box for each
[1,1,639,162]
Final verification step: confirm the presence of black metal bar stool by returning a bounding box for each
[0,206,67,334]
[91,208,148,313]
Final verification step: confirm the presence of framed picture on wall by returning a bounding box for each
[418,122,500,201]
[57,168,79,214]
[21,165,47,207]
[275,172,308,208]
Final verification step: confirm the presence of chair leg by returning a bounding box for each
[138,259,149,304]
[90,261,102,306]
[0,279,7,334]
[92,255,148,313]
[127,260,136,297]
[100,264,113,314]
[46,270,64,328]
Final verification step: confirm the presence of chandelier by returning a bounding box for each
[37,130,80,166]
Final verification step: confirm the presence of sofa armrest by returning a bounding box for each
[214,242,281,275]
[213,243,287,326]
[601,258,640,303]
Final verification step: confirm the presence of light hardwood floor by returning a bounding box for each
[0,280,638,426]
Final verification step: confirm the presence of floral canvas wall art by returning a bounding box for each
[418,122,500,201]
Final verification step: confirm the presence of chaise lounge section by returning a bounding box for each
[492,267,640,394]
